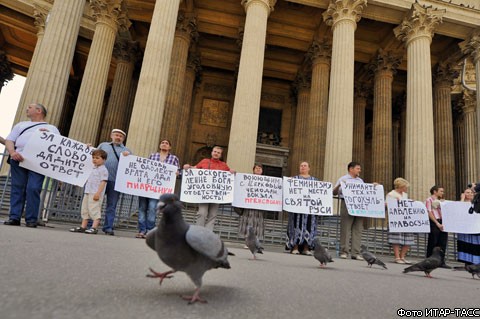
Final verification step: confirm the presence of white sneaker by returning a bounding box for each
[339,253,348,259]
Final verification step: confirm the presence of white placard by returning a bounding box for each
[441,201,480,234]
[387,199,430,233]
[282,177,333,215]
[19,131,94,187]
[180,169,234,204]
[232,173,282,211]
[114,155,177,199]
[341,182,385,218]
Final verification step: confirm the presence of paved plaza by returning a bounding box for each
[1,222,479,319]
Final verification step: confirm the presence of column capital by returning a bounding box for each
[354,81,370,100]
[33,2,49,36]
[433,62,459,87]
[0,51,14,88]
[322,0,367,29]
[241,0,276,14]
[459,29,480,64]
[394,2,445,46]
[463,89,476,113]
[368,49,401,77]
[90,0,126,29]
[113,38,139,63]
[293,70,311,92]
[176,11,198,41]
[307,40,331,65]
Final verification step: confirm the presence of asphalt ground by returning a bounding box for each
[1,221,479,319]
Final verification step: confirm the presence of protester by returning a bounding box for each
[333,162,365,260]
[286,161,317,256]
[425,185,450,268]
[457,187,480,265]
[69,149,108,234]
[97,129,131,235]
[386,178,414,264]
[4,103,60,227]
[136,139,179,239]
[183,146,235,231]
[236,164,266,247]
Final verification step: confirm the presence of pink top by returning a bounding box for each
[425,196,441,219]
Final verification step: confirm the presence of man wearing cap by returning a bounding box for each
[4,103,60,227]
[97,129,131,235]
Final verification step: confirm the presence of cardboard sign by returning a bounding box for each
[232,173,282,211]
[20,131,94,187]
[387,199,430,233]
[441,201,480,234]
[115,155,177,199]
[180,169,234,204]
[341,182,385,218]
[282,177,333,215]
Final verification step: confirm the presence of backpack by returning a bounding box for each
[468,192,480,214]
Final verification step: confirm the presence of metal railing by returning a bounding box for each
[0,151,459,262]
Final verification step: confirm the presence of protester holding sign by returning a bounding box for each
[183,146,235,230]
[97,129,132,236]
[333,161,365,260]
[135,139,179,239]
[236,164,266,246]
[457,187,480,265]
[4,103,60,228]
[386,178,414,264]
[425,185,450,268]
[286,162,317,256]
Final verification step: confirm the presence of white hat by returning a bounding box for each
[111,128,126,136]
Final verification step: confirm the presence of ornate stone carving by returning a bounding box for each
[176,11,198,41]
[200,98,229,128]
[322,0,368,27]
[241,0,277,14]
[90,0,126,28]
[459,29,480,63]
[354,81,370,99]
[33,2,48,35]
[394,2,445,46]
[463,89,476,113]
[293,70,311,92]
[433,62,459,86]
[368,49,401,75]
[113,38,139,63]
[0,51,14,89]
[306,40,331,64]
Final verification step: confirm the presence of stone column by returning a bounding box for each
[226,0,276,172]
[13,4,47,123]
[453,105,466,197]
[370,50,400,188]
[460,30,480,175]
[432,63,458,199]
[322,0,367,183]
[393,2,445,200]
[291,71,311,170]
[352,82,368,165]
[463,90,478,183]
[69,0,128,143]
[16,0,86,127]
[126,0,182,157]
[176,52,201,162]
[305,41,331,179]
[98,39,139,142]
[392,119,401,179]
[0,51,13,93]
[160,12,197,147]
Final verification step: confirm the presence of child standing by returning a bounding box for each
[69,149,108,234]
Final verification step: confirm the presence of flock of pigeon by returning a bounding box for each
[146,193,480,304]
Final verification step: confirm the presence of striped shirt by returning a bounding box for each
[97,142,132,181]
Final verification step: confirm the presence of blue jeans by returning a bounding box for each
[9,159,45,223]
[102,181,120,232]
[138,197,158,234]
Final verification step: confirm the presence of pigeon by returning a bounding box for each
[465,263,480,279]
[313,238,333,268]
[145,193,231,304]
[245,226,264,260]
[360,245,387,269]
[403,247,443,278]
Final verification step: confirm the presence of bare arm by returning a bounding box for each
[93,180,107,201]
[5,140,24,162]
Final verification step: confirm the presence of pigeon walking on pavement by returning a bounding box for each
[246,226,264,260]
[313,238,333,268]
[360,245,387,269]
[403,246,443,278]
[145,193,231,304]
[465,263,480,279]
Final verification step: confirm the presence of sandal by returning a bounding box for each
[69,227,86,233]
[135,233,146,239]
[85,228,98,234]
[302,250,313,256]
[291,249,300,255]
